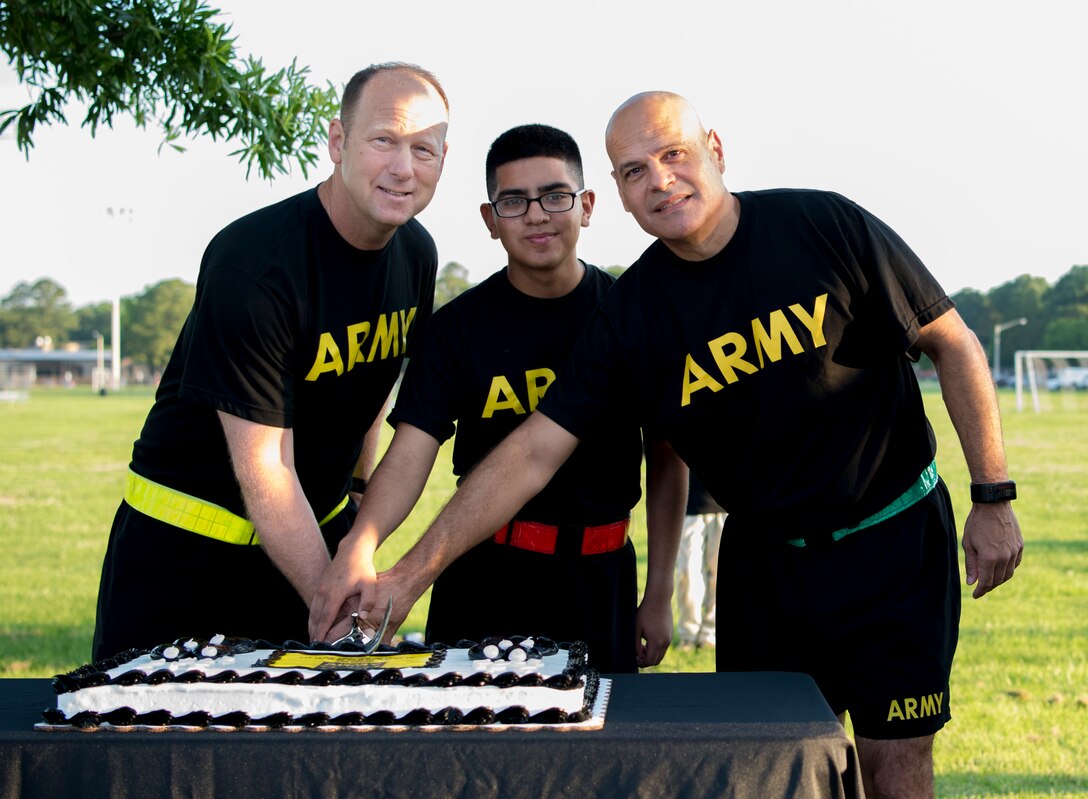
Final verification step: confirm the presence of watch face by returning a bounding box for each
[972,482,1016,503]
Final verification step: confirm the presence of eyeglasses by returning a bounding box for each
[490,189,587,218]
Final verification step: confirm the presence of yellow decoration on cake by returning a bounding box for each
[265,651,433,670]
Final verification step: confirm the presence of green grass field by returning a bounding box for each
[1,386,1085,797]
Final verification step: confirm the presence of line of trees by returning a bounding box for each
[0,264,483,376]
[0,277,195,376]
[950,265,1088,371]
[3,265,1085,378]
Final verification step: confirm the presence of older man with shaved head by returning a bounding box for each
[354,90,1022,798]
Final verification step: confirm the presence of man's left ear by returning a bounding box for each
[580,189,596,228]
[707,130,725,173]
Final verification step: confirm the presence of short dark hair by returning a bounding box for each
[485,124,584,199]
[339,62,449,136]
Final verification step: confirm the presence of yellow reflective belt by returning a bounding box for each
[125,469,349,546]
[319,494,350,527]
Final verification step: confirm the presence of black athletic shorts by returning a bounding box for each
[716,478,960,739]
[426,533,638,673]
[91,500,356,662]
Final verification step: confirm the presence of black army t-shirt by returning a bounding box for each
[132,187,437,519]
[391,263,642,526]
[540,189,954,539]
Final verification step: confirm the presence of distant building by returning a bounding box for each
[0,346,112,389]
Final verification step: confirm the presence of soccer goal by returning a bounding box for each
[1014,350,1088,412]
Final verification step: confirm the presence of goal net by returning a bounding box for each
[1014,350,1088,412]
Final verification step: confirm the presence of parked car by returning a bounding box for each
[1046,367,1088,391]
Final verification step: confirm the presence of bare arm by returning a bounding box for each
[373,412,579,637]
[914,309,1023,598]
[308,423,440,641]
[218,411,330,605]
[350,391,391,502]
[635,438,688,668]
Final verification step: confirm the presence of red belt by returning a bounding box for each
[493,519,629,556]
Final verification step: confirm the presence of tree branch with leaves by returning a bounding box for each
[0,0,339,179]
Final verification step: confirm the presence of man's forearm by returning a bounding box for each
[916,309,1023,597]
[344,424,441,555]
[643,439,687,601]
[919,312,1009,481]
[355,390,392,484]
[307,426,441,641]
[218,412,331,603]
[386,412,578,601]
[246,468,331,602]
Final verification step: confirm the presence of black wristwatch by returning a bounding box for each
[351,476,368,494]
[970,481,1016,503]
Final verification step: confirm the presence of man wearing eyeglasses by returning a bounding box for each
[311,124,686,673]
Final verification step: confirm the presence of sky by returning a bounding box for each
[1,0,1086,309]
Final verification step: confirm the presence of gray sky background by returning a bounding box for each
[2,0,1085,308]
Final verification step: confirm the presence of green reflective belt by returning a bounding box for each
[125,469,349,546]
[786,460,939,548]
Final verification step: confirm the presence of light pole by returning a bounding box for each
[91,330,105,393]
[106,206,133,392]
[993,318,1028,382]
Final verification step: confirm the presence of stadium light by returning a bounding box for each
[993,318,1028,381]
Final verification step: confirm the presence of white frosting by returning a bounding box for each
[57,646,587,721]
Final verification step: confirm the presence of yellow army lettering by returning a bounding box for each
[481,368,556,418]
[886,692,944,722]
[304,308,418,381]
[681,294,828,407]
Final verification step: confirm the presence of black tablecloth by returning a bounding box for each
[1,672,862,798]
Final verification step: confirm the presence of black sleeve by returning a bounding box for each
[178,261,297,428]
[387,303,460,443]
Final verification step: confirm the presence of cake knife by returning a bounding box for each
[331,596,394,653]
